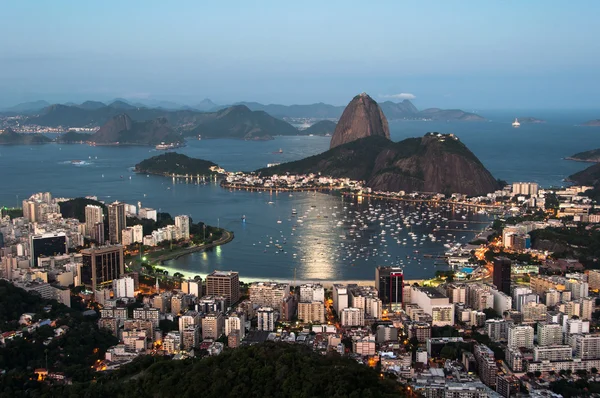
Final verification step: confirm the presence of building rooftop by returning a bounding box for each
[415,286,447,299]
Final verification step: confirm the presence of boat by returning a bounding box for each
[71,160,85,165]
[512,118,520,127]
[242,215,246,222]
[272,148,283,154]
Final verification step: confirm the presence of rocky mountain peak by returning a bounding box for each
[330,93,390,149]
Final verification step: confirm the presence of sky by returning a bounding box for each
[1,0,599,109]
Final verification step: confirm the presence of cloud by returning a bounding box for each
[379,93,416,100]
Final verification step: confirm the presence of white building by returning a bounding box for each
[225,312,246,339]
[181,279,202,297]
[333,284,349,313]
[508,324,534,349]
[574,334,600,360]
[175,215,190,240]
[534,345,573,362]
[491,289,512,315]
[132,225,143,243]
[410,286,454,326]
[340,307,365,327]
[139,208,157,221]
[299,283,325,303]
[538,323,564,346]
[113,277,135,298]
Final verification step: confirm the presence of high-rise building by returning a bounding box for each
[201,312,224,340]
[175,215,190,240]
[249,282,290,309]
[538,323,564,346]
[485,319,512,341]
[225,312,246,340]
[113,276,135,298]
[132,225,143,243]
[580,297,594,320]
[91,222,105,244]
[181,325,200,350]
[298,301,325,324]
[474,344,497,388]
[181,279,202,297]
[299,283,325,303]
[588,270,600,290]
[332,284,349,313]
[376,266,404,311]
[496,374,520,398]
[507,324,534,349]
[30,232,68,267]
[493,257,511,295]
[257,307,276,331]
[85,205,104,238]
[81,245,124,292]
[573,334,600,360]
[206,270,240,306]
[340,307,365,327]
[108,202,126,244]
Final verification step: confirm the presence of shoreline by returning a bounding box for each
[564,156,600,163]
[128,229,234,266]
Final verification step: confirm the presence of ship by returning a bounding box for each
[272,148,283,154]
[512,118,520,127]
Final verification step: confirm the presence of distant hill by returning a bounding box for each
[135,152,218,176]
[379,100,419,119]
[259,133,500,196]
[302,120,337,135]
[417,108,485,121]
[235,101,345,119]
[78,100,106,110]
[231,99,484,121]
[108,100,137,110]
[2,100,50,113]
[582,120,600,127]
[0,128,51,145]
[90,114,183,145]
[188,105,299,140]
[566,148,600,163]
[56,131,93,143]
[194,98,219,111]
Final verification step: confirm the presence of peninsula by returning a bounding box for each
[0,128,51,145]
[566,148,600,163]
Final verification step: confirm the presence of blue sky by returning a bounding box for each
[1,0,599,109]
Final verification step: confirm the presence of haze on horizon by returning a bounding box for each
[1,0,599,110]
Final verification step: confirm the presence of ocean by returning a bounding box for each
[1,109,599,282]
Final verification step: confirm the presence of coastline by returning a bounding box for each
[564,156,600,163]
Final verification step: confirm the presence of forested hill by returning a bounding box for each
[50,343,400,397]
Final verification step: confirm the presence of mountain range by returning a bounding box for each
[3,97,486,124]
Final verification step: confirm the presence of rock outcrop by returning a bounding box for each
[329,93,390,149]
[260,133,501,196]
